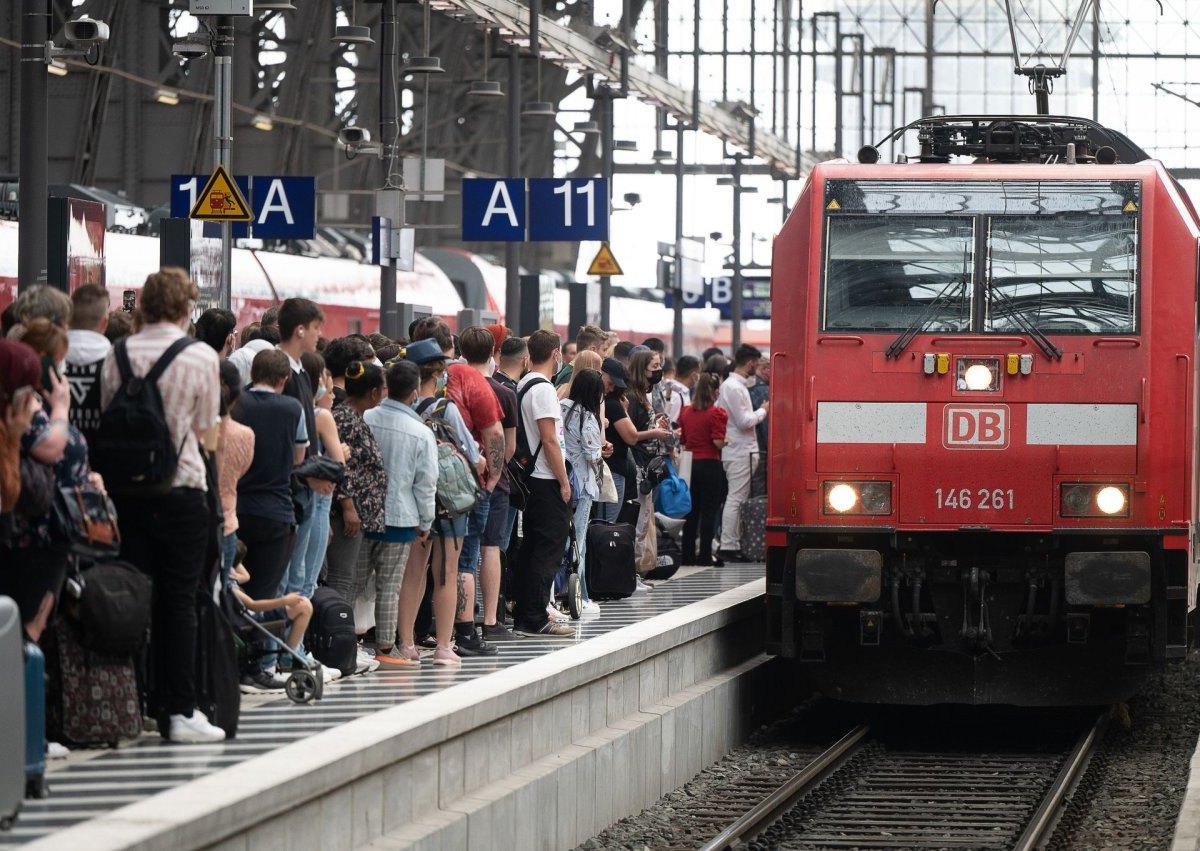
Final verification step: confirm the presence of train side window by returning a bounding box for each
[822,215,975,332]
[986,214,1138,334]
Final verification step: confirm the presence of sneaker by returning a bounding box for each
[46,742,70,760]
[417,633,438,650]
[546,604,571,623]
[580,599,601,617]
[432,646,462,667]
[356,646,381,674]
[710,555,725,567]
[716,549,746,563]
[375,646,421,668]
[482,622,520,642]
[514,621,576,638]
[169,711,226,744]
[240,669,287,694]
[455,628,499,657]
[633,576,652,595]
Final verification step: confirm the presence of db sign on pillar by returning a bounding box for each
[461,179,526,241]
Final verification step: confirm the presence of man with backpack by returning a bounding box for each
[98,267,225,744]
[514,330,575,638]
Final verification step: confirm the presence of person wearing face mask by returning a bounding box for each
[626,349,672,590]
[281,352,346,599]
[715,344,770,563]
[99,268,226,743]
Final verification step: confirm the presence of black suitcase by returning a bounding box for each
[739,495,768,562]
[308,586,357,677]
[195,584,241,739]
[1,597,24,829]
[585,521,637,600]
[647,523,681,581]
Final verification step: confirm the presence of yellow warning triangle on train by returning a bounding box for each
[189,164,252,222]
[587,242,624,276]
[1123,200,1138,213]
[826,198,841,210]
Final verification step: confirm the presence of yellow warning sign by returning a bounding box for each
[1123,200,1138,213]
[189,164,252,222]
[587,242,623,276]
[826,198,841,210]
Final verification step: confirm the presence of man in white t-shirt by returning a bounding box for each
[514,330,575,637]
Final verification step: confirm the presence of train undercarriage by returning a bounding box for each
[766,528,1191,706]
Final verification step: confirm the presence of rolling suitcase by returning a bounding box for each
[739,495,768,562]
[46,616,142,748]
[586,521,636,600]
[1,597,24,829]
[24,642,46,799]
[308,587,357,677]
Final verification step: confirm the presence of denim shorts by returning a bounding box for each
[482,488,511,548]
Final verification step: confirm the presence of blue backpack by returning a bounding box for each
[655,459,692,519]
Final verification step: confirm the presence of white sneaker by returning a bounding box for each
[633,576,652,595]
[169,711,226,744]
[580,600,601,617]
[546,604,570,623]
[46,742,70,760]
[356,645,380,674]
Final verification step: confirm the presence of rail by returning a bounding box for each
[1013,713,1107,850]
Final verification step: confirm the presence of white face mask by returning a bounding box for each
[314,385,328,403]
[485,356,497,377]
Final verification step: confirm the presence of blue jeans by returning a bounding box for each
[458,496,491,576]
[555,494,594,599]
[595,468,625,523]
[283,487,330,599]
[221,532,238,585]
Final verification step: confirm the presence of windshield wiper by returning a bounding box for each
[987,286,1063,360]
[885,278,967,360]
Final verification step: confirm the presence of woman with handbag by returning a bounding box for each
[626,350,672,588]
[677,373,729,567]
[559,368,605,616]
[1,327,102,642]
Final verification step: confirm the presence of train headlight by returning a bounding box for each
[963,364,994,390]
[823,481,893,515]
[956,357,1001,392]
[1060,483,1130,518]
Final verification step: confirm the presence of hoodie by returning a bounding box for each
[66,329,113,445]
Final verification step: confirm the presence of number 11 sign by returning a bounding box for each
[528,178,609,242]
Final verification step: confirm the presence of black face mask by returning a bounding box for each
[649,369,664,386]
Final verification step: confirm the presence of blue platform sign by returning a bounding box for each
[171,174,316,239]
[462,179,526,241]
[664,275,772,320]
[528,178,608,242]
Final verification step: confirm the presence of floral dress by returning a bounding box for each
[9,403,91,548]
[332,404,387,535]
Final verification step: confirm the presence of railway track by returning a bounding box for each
[699,713,1105,851]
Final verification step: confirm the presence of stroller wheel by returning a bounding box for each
[567,574,582,620]
[286,669,320,704]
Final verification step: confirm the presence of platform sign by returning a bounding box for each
[172,173,316,239]
[188,165,252,222]
[462,179,526,242]
[712,275,772,320]
[528,178,608,242]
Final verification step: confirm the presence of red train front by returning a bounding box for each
[766,117,1200,705]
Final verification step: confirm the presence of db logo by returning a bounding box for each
[943,405,1009,450]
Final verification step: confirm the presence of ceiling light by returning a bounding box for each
[331,25,374,46]
[573,120,600,135]
[251,113,274,132]
[467,80,504,97]
[47,59,68,77]
[154,87,180,106]
[652,148,673,161]
[522,101,556,118]
[613,140,638,152]
[254,0,296,9]
[405,56,444,74]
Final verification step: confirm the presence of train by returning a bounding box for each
[765,115,1198,706]
[0,220,766,350]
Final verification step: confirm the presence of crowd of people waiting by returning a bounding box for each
[0,267,769,746]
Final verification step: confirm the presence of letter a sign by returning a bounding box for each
[461,179,526,242]
[189,164,253,222]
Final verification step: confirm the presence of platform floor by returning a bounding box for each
[3,564,763,847]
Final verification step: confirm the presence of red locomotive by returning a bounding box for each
[766,116,1198,705]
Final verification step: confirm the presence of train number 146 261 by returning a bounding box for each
[935,487,1015,510]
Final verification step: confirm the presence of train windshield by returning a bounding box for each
[821,179,1140,335]
[823,216,974,332]
[986,215,1138,334]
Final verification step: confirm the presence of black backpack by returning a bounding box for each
[92,337,197,497]
[307,587,357,676]
[507,376,549,510]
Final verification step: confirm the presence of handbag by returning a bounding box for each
[597,461,618,504]
[654,460,693,519]
[676,449,694,487]
[53,482,121,560]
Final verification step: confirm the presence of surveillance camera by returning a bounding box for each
[339,127,372,146]
[623,192,641,206]
[64,18,110,47]
[172,36,209,58]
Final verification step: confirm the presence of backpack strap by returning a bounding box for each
[517,376,550,464]
[144,337,198,387]
[113,338,134,384]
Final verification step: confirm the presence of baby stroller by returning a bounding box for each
[225,590,325,705]
[554,500,584,620]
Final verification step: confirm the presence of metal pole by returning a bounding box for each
[213,15,234,310]
[18,0,50,291]
[672,124,685,358]
[379,0,399,338]
[505,45,522,331]
[731,155,743,351]
[599,90,613,330]
[922,0,935,119]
